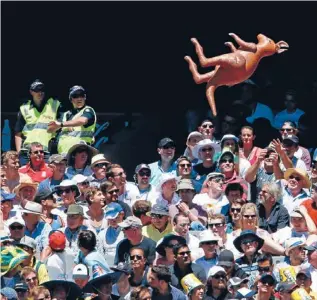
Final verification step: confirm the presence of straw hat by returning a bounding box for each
[13,177,38,195]
[284,168,311,189]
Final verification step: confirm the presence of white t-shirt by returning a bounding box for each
[117,182,141,207]
[192,193,229,215]
[272,227,309,246]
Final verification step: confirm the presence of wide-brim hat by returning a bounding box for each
[192,139,221,160]
[284,168,311,189]
[66,141,99,165]
[54,179,81,198]
[156,234,187,257]
[220,134,239,144]
[82,272,121,293]
[20,201,45,216]
[13,178,38,195]
[233,230,264,253]
[41,280,82,300]
[199,230,221,246]
[1,246,29,276]
[181,273,204,295]
[156,173,181,192]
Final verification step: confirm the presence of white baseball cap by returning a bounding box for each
[73,264,89,279]
[7,216,26,227]
[72,174,88,184]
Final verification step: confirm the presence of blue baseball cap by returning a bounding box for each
[1,189,16,202]
[105,203,123,219]
[0,287,18,300]
[69,85,86,100]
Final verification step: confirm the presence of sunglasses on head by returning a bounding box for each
[258,266,271,273]
[208,223,224,228]
[151,214,165,219]
[289,175,301,182]
[202,124,214,129]
[178,250,191,256]
[201,147,213,152]
[10,225,23,230]
[108,189,119,195]
[56,188,73,196]
[139,170,151,177]
[231,207,241,213]
[179,163,192,168]
[31,150,44,155]
[130,255,143,260]
[241,239,256,245]
[94,163,108,168]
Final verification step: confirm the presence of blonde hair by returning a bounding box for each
[30,286,50,299]
[241,202,259,228]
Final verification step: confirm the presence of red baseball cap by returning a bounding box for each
[49,230,66,251]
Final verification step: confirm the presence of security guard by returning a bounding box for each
[14,79,62,153]
[48,85,97,155]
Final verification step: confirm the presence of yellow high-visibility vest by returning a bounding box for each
[57,105,96,155]
[20,98,60,150]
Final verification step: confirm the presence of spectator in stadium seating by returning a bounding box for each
[227,199,244,233]
[29,286,51,300]
[13,177,38,205]
[198,118,218,143]
[239,126,262,166]
[153,173,180,207]
[301,183,317,226]
[149,137,177,187]
[72,174,90,205]
[295,270,317,298]
[65,141,98,179]
[106,163,140,207]
[183,131,204,164]
[129,247,149,287]
[20,267,39,292]
[225,183,245,204]
[204,265,229,300]
[132,200,152,226]
[88,154,111,188]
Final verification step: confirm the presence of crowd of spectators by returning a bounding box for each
[0,78,317,300]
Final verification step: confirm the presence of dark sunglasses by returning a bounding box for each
[289,175,301,181]
[211,178,224,183]
[139,171,151,177]
[213,274,226,280]
[108,189,119,195]
[202,124,214,129]
[162,145,175,150]
[179,163,192,168]
[31,150,44,155]
[72,94,85,99]
[231,208,241,213]
[202,241,218,246]
[241,239,256,245]
[220,159,233,164]
[94,163,108,168]
[114,171,126,177]
[178,250,191,256]
[258,266,271,272]
[243,214,257,219]
[10,225,23,230]
[56,188,73,196]
[81,181,90,186]
[201,148,213,152]
[260,278,275,286]
[130,255,143,260]
[166,243,179,248]
[208,223,224,228]
[151,214,165,219]
[280,128,294,132]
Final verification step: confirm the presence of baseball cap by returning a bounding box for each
[105,203,123,219]
[0,287,18,300]
[290,207,304,218]
[206,172,225,181]
[227,277,249,289]
[66,204,85,217]
[73,264,89,279]
[148,204,169,216]
[284,237,305,255]
[259,273,276,286]
[49,230,66,251]
[296,269,311,279]
[1,189,16,202]
[48,154,67,164]
[217,250,235,267]
[283,135,299,145]
[14,282,28,292]
[304,241,317,251]
[276,282,297,293]
[72,174,89,184]
[236,287,256,299]
[69,85,86,99]
[207,266,226,278]
[110,262,132,274]
[118,216,142,228]
[187,131,203,141]
[34,189,55,204]
[30,79,44,92]
[135,164,151,174]
[7,216,25,228]
[158,137,176,148]
[17,236,36,251]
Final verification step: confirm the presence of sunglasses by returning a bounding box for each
[201,148,213,152]
[202,124,214,129]
[289,175,301,181]
[162,145,175,150]
[211,178,224,183]
[213,274,226,280]
[31,150,44,155]
[81,181,90,186]
[94,163,108,168]
[208,223,224,228]
[113,171,126,177]
[258,266,271,272]
[243,214,257,219]
[26,276,37,282]
[108,189,119,195]
[56,188,73,196]
[139,171,151,177]
[231,208,241,213]
[166,243,179,248]
[72,94,85,99]
[130,255,143,260]
[178,250,191,256]
[10,225,23,230]
[220,159,233,164]
[241,239,256,245]
[202,241,218,246]
[151,214,165,219]
[280,128,294,132]
[260,279,275,286]
[179,163,192,168]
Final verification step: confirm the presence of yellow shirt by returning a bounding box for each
[142,223,173,242]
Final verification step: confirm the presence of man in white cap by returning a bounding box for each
[153,173,180,207]
[88,154,111,187]
[148,137,177,187]
[195,231,221,277]
[7,216,26,245]
[72,174,90,205]
[205,266,228,299]
[183,131,204,164]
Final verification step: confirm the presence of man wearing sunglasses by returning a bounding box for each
[198,119,218,143]
[134,164,158,204]
[8,216,26,246]
[204,266,228,300]
[89,154,111,188]
[170,243,206,291]
[256,273,276,300]
[15,79,62,153]
[148,137,177,187]
[304,241,317,291]
[19,142,53,183]
[142,204,172,243]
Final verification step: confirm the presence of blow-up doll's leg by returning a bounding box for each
[184,56,216,84]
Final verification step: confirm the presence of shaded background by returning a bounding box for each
[2,2,317,177]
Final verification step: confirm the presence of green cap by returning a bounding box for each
[67,204,85,216]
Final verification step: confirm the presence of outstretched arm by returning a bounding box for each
[229,33,257,53]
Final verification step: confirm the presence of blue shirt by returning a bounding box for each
[148,160,177,187]
[25,221,52,253]
[66,166,93,179]
[38,174,69,194]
